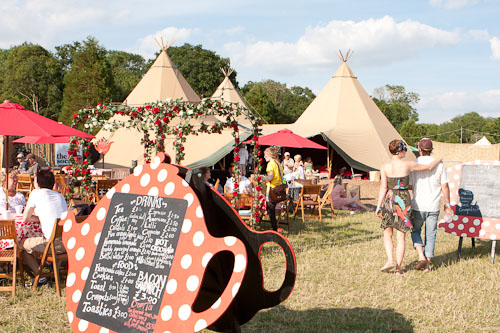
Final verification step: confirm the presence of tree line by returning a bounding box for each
[0,36,498,144]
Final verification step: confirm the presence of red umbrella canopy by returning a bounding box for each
[244,129,327,149]
[0,101,93,138]
[13,136,71,144]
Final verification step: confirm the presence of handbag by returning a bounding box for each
[269,161,287,203]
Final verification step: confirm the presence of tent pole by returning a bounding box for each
[4,136,9,210]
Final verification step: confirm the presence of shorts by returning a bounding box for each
[22,237,65,254]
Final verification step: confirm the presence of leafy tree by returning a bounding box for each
[0,43,63,119]
[373,85,419,131]
[60,37,114,124]
[107,50,147,102]
[399,120,427,147]
[241,80,315,124]
[241,82,278,123]
[166,44,236,97]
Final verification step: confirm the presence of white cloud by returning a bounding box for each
[418,90,500,123]
[134,27,200,59]
[221,26,245,36]
[466,29,490,40]
[429,0,480,10]
[226,16,461,76]
[489,37,500,60]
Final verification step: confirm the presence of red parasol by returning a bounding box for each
[13,136,71,144]
[0,101,93,209]
[243,129,327,149]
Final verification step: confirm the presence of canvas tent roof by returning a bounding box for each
[96,42,246,169]
[260,51,412,171]
[474,136,492,146]
[123,41,201,106]
[211,68,252,127]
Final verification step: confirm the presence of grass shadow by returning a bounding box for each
[241,304,414,332]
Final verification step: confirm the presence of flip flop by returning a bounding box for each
[380,263,395,272]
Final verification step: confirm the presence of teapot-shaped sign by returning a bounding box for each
[94,137,113,155]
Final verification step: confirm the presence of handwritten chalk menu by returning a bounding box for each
[458,165,500,219]
[76,193,188,333]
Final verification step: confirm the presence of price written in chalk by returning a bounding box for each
[76,193,188,333]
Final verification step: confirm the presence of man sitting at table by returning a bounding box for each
[20,169,68,280]
[26,153,41,176]
[0,170,27,211]
[16,153,29,173]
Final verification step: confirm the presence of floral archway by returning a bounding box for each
[67,99,265,225]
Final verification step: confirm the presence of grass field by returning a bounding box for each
[1,211,499,332]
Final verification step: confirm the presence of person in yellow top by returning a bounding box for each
[264,147,283,231]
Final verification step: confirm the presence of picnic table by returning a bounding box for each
[0,211,43,250]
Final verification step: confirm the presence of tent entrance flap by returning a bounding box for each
[320,133,376,172]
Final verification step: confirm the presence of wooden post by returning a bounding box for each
[457,237,463,261]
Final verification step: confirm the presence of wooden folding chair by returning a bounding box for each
[31,219,67,296]
[319,181,335,217]
[224,193,254,223]
[53,174,68,195]
[293,184,322,223]
[0,220,24,297]
[16,174,33,197]
[96,179,119,199]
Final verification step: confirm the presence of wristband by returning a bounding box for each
[376,205,381,211]
[444,203,450,207]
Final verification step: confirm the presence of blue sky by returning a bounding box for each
[2,0,500,124]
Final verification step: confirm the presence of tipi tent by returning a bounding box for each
[211,68,252,127]
[123,40,200,106]
[474,136,492,146]
[261,50,413,171]
[96,41,247,169]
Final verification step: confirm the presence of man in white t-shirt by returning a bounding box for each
[409,138,452,272]
[238,146,249,176]
[21,170,68,278]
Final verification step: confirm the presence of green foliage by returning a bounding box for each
[107,50,147,102]
[166,44,235,97]
[241,80,315,124]
[0,43,63,119]
[59,37,114,125]
[373,84,419,131]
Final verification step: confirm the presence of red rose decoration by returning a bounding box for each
[73,114,78,119]
[84,151,90,157]
[233,191,238,197]
[257,176,262,181]
[137,107,143,112]
[162,116,168,123]
[234,182,239,189]
[180,146,184,151]
[235,156,240,162]
[167,112,172,117]
[155,119,161,126]
[234,147,240,153]
[235,138,240,144]
[173,105,179,111]
[145,105,151,110]
[153,107,159,114]
[256,185,262,191]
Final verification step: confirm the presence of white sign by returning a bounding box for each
[55,143,70,166]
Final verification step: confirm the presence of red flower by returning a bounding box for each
[255,217,260,223]
[180,146,184,151]
[178,132,182,137]
[153,107,159,114]
[155,119,161,126]
[103,105,107,109]
[235,138,240,144]
[145,105,151,110]
[137,107,143,112]
[167,112,172,117]
[256,185,262,191]
[234,147,240,153]
[84,151,90,157]
[73,114,78,119]
[131,112,138,117]
[162,116,168,123]
[258,150,262,156]
[254,211,259,217]
[173,105,179,111]
[234,156,240,162]
[234,182,239,188]
[233,191,238,197]
[257,176,262,182]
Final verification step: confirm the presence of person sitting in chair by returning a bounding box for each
[0,170,27,211]
[20,170,68,283]
[330,175,369,211]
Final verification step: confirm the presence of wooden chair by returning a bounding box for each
[31,219,67,296]
[16,174,33,197]
[293,184,322,223]
[112,168,130,180]
[295,179,313,186]
[96,179,119,199]
[224,193,254,222]
[319,181,335,217]
[0,220,24,297]
[53,174,68,195]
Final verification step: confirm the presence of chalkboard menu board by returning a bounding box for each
[458,165,500,219]
[76,192,188,333]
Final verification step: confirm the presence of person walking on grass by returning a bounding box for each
[409,138,452,273]
[376,139,441,275]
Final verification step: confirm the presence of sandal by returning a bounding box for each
[395,268,404,275]
[380,263,395,272]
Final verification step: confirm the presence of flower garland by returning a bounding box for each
[69,99,265,225]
